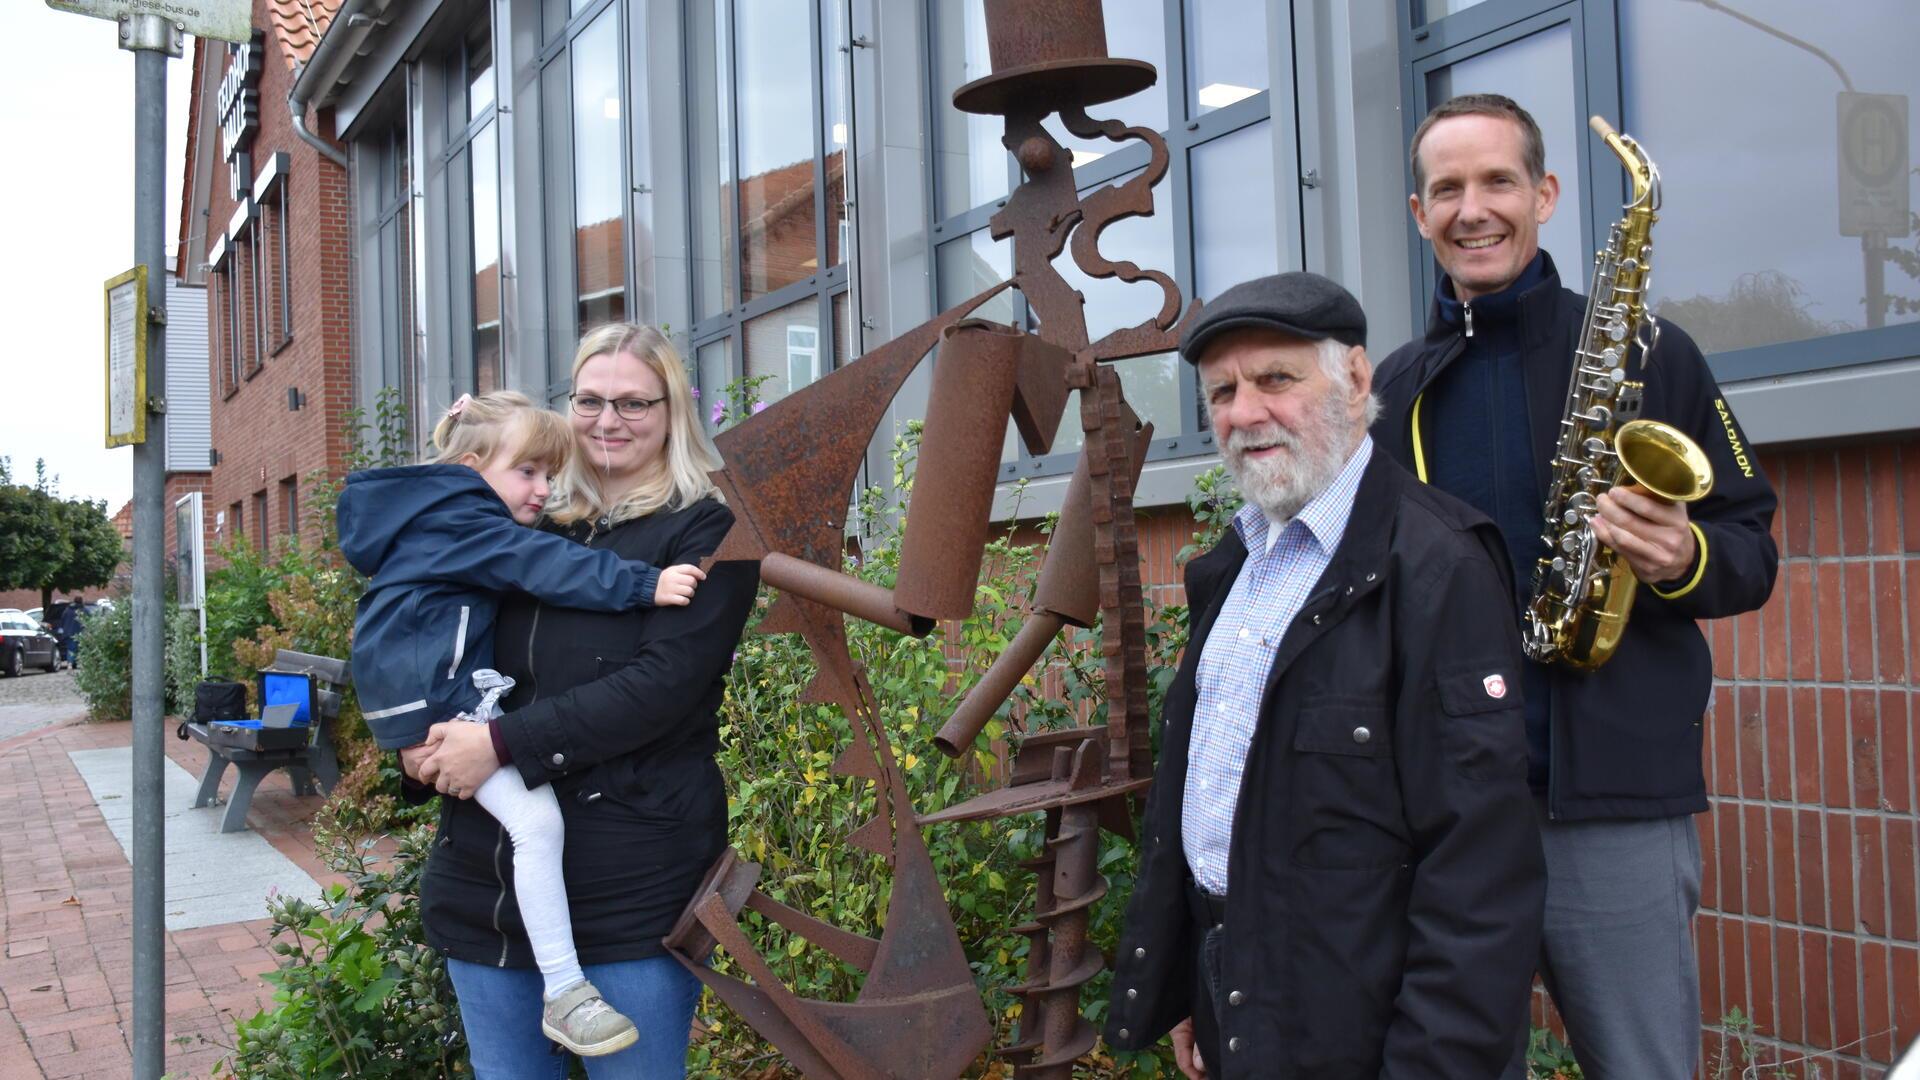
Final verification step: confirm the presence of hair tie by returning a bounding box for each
[446,394,473,421]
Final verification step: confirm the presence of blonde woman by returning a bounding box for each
[413,325,758,1079]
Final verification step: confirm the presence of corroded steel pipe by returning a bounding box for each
[896,321,1024,622]
[759,552,932,638]
[934,613,1064,757]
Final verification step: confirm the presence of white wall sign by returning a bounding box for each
[44,0,252,43]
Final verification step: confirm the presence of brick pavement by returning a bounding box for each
[0,716,353,1079]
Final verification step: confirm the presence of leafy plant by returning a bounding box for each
[1527,1025,1583,1079]
[214,824,466,1078]
[70,597,200,723]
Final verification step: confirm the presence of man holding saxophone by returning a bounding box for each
[1371,94,1778,1078]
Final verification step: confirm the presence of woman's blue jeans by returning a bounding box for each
[447,954,701,1079]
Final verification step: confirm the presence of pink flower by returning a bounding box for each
[709,401,725,425]
[751,401,768,415]
[690,386,701,400]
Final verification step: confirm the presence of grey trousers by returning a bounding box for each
[1505,799,1703,1080]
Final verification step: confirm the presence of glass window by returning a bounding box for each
[571,8,625,334]
[470,122,502,393]
[1040,0,1166,168]
[936,227,1015,327]
[744,296,821,405]
[697,337,733,431]
[736,0,820,301]
[832,289,851,367]
[1185,0,1266,117]
[281,476,299,544]
[1620,0,1919,352]
[1421,0,1490,22]
[1425,22,1585,280]
[822,0,850,269]
[690,0,736,320]
[932,0,1008,218]
[1191,119,1278,298]
[253,490,269,552]
[467,24,494,124]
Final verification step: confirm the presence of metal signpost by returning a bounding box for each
[49,2,249,1076]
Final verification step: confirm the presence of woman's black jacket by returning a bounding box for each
[419,496,758,968]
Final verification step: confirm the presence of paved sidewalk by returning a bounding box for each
[0,714,352,1079]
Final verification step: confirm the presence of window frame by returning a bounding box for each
[538,0,633,398]
[680,0,853,409]
[1398,0,1920,382]
[922,0,1285,482]
[432,18,504,396]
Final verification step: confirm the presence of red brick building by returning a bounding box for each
[175,0,352,560]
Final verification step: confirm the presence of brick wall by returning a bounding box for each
[1691,437,1919,1078]
[201,4,355,565]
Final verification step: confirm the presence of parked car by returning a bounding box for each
[0,610,61,677]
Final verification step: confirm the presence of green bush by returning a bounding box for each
[214,824,467,1078]
[71,598,199,723]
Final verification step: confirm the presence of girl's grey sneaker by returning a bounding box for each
[541,981,638,1057]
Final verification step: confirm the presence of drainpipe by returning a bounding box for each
[288,0,383,169]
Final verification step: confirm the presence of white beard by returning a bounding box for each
[1221,390,1355,522]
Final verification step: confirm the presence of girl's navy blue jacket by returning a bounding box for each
[337,464,660,749]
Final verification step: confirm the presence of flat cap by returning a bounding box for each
[1179,271,1367,363]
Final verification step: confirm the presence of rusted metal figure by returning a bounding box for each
[663,2,1194,1076]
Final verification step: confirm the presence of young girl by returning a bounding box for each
[338,391,704,1058]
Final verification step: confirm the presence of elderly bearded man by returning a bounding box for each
[1102,272,1546,1079]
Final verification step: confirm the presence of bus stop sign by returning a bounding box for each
[45,0,251,43]
[1837,91,1911,238]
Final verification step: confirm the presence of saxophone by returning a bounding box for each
[1522,117,1714,670]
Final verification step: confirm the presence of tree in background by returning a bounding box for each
[0,456,125,612]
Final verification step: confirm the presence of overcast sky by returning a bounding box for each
[0,3,193,511]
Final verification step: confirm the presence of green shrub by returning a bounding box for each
[71,598,199,722]
[214,824,466,1078]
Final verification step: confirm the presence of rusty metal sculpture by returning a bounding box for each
[663,2,1194,1076]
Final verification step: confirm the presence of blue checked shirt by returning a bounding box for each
[1183,436,1373,895]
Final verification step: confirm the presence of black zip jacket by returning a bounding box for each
[1104,452,1544,1078]
[1370,254,1779,821]
[419,496,758,968]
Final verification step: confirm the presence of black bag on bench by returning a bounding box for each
[194,681,250,724]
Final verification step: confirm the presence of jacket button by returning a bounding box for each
[1228,1037,1243,1052]
[1118,1028,1130,1040]
[1134,947,1146,959]
[1311,613,1322,624]
[1352,726,1371,744]
[550,753,566,767]
[1365,572,1377,582]
[1126,988,1137,1000]
[1228,990,1244,1006]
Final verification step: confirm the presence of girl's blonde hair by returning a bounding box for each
[429,391,575,472]
[548,323,722,526]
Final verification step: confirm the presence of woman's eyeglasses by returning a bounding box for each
[569,393,663,420]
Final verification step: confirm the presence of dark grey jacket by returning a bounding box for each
[1104,453,1545,1079]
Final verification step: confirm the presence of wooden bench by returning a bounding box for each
[186,649,348,833]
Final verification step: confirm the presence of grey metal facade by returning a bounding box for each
[309,0,1917,516]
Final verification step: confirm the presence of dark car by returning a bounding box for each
[0,610,61,677]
